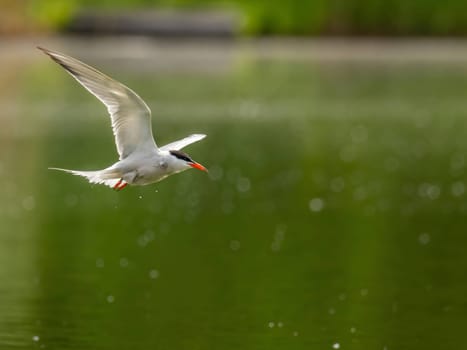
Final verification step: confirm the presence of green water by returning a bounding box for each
[1,41,467,349]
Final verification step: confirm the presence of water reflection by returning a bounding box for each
[1,40,467,349]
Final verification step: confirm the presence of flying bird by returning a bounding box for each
[38,47,207,191]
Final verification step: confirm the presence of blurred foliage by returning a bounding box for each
[27,0,78,30]
[15,0,467,35]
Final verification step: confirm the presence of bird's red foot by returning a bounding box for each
[113,179,128,191]
[113,179,122,190]
[117,182,128,191]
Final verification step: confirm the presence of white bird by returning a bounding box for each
[38,47,207,191]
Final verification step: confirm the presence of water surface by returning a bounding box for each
[1,39,467,349]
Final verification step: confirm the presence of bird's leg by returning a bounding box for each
[113,178,123,190]
[117,182,128,191]
[113,179,128,191]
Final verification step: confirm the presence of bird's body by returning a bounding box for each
[51,148,198,188]
[39,47,207,190]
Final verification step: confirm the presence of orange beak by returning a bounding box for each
[189,162,208,172]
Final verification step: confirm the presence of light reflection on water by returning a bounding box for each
[1,39,467,349]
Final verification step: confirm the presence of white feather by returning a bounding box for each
[160,134,206,151]
[38,47,157,160]
[49,167,124,188]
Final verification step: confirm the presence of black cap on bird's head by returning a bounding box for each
[169,150,207,172]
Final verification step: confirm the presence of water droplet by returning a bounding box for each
[139,195,143,199]
[229,240,240,251]
[137,230,155,247]
[96,258,104,268]
[208,165,224,181]
[271,224,286,252]
[350,327,356,333]
[271,241,281,252]
[418,233,430,245]
[145,230,155,241]
[353,186,367,201]
[277,322,283,328]
[340,145,357,162]
[268,322,275,328]
[451,181,465,197]
[107,295,115,303]
[309,198,324,212]
[32,335,40,342]
[418,183,441,200]
[22,196,35,211]
[119,257,129,268]
[237,177,251,193]
[149,269,159,279]
[330,177,345,192]
[333,342,340,349]
[275,224,286,240]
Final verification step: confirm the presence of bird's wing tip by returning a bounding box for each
[37,47,61,59]
[37,46,54,58]
[37,46,48,53]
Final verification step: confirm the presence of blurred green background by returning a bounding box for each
[2,0,467,349]
[3,0,467,35]
[2,38,467,349]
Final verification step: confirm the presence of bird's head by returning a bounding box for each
[169,150,207,172]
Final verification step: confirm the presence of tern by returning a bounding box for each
[38,47,207,191]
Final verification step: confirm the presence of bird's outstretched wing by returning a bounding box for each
[38,47,158,160]
[160,134,206,151]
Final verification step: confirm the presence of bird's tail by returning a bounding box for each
[49,167,124,188]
